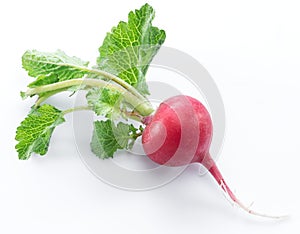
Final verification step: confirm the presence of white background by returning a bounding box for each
[0,0,299,233]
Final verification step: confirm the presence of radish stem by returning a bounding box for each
[24,78,154,116]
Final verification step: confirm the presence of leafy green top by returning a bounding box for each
[22,49,89,84]
[97,3,166,95]
[16,3,165,160]
[91,120,141,159]
[15,105,65,160]
[27,73,60,88]
[86,88,123,118]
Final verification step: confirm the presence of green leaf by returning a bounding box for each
[22,49,89,83]
[90,120,141,159]
[15,104,65,160]
[86,88,123,118]
[28,73,59,88]
[97,3,166,95]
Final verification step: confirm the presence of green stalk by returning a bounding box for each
[62,106,92,115]
[34,88,69,107]
[25,78,154,116]
[78,66,146,101]
[61,105,143,123]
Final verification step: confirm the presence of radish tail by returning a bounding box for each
[202,154,287,219]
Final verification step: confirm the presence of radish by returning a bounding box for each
[142,95,284,219]
[16,3,286,219]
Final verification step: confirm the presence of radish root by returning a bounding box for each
[205,158,288,219]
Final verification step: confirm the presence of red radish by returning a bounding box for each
[142,95,283,218]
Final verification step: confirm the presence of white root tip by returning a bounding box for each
[207,162,288,220]
[220,180,288,219]
[234,199,289,219]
